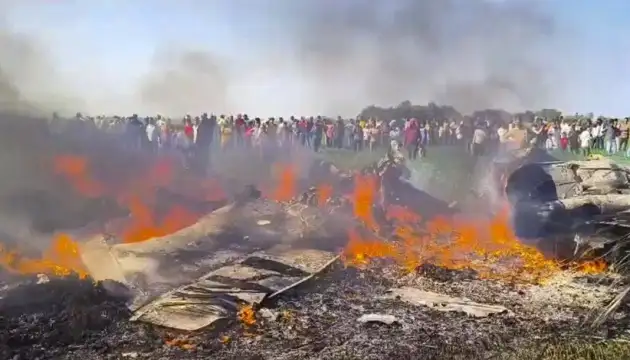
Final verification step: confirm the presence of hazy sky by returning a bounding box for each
[4,0,630,116]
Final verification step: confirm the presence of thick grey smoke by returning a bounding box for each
[0,0,571,117]
[137,46,232,116]
[0,8,84,115]
[261,0,564,115]
[133,0,568,116]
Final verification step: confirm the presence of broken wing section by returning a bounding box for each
[78,197,345,330]
[130,247,338,331]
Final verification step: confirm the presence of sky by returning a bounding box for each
[3,0,630,117]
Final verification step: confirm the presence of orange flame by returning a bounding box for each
[270,164,297,202]
[53,155,104,198]
[0,233,88,278]
[352,174,378,231]
[343,180,605,283]
[51,154,226,244]
[572,259,608,274]
[317,183,333,206]
[165,336,196,350]
[238,304,257,327]
[1,152,606,285]
[119,195,200,243]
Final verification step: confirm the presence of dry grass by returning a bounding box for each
[503,339,630,360]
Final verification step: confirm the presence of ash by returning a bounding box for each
[0,265,627,360]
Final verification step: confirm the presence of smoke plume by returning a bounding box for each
[252,0,563,115]
[129,0,568,116]
[137,46,232,116]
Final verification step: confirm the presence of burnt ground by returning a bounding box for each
[0,264,629,360]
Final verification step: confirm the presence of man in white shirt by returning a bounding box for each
[145,119,158,153]
[590,122,602,150]
[579,128,592,156]
[471,125,487,156]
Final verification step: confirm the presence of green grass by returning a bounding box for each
[320,145,482,202]
[318,148,386,171]
[549,148,630,165]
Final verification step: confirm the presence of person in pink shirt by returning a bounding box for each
[404,119,420,160]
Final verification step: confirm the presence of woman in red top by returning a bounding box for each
[560,132,569,151]
[184,119,194,140]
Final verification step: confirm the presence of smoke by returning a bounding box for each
[0,4,84,115]
[126,0,568,116]
[0,4,106,249]
[137,46,232,116]
[254,0,563,115]
[0,0,570,117]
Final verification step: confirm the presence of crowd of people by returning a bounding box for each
[528,117,630,157]
[50,111,629,170]
[51,112,493,158]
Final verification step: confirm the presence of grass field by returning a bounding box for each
[551,148,630,164]
[320,145,485,203]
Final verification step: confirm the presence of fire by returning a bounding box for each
[53,154,104,198]
[0,150,608,286]
[237,304,257,327]
[0,152,227,277]
[317,183,333,206]
[165,336,196,350]
[270,164,297,202]
[0,233,88,279]
[119,195,199,243]
[352,174,379,231]
[343,181,606,284]
[52,154,225,244]
[572,259,608,274]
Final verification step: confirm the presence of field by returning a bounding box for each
[319,145,476,203]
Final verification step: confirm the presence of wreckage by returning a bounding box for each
[498,148,630,260]
[80,190,346,331]
[3,142,629,359]
[73,146,456,331]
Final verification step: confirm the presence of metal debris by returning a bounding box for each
[357,313,400,325]
[78,196,344,331]
[259,308,279,321]
[36,274,49,284]
[383,287,510,318]
[130,247,338,330]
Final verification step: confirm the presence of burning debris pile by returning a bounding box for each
[0,137,629,359]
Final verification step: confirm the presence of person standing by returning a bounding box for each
[618,118,629,152]
[604,120,617,155]
[471,123,487,157]
[145,118,158,154]
[579,127,592,157]
[404,119,420,160]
